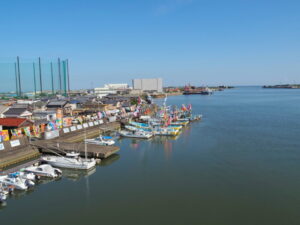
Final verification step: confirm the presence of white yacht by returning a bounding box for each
[0,175,33,191]
[85,135,115,146]
[119,130,153,139]
[25,164,62,178]
[41,152,96,170]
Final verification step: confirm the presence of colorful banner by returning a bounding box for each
[17,128,23,137]
[11,129,18,138]
[56,119,63,129]
[56,108,63,119]
[40,124,45,133]
[33,125,40,137]
[23,127,31,137]
[63,117,72,127]
[0,130,10,141]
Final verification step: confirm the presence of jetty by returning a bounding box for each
[31,122,121,159]
[0,122,121,169]
[32,141,119,159]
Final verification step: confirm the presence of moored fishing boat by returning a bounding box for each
[119,130,153,139]
[189,114,202,121]
[0,175,33,191]
[41,152,96,170]
[167,124,182,130]
[9,171,37,181]
[25,164,62,178]
[129,121,151,129]
[171,120,189,126]
[85,135,115,146]
[153,127,180,136]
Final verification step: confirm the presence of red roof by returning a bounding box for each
[0,118,28,127]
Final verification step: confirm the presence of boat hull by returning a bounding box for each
[42,157,96,170]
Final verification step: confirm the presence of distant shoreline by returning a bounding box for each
[263,84,300,89]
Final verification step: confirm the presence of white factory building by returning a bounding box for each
[94,83,129,98]
[132,78,163,93]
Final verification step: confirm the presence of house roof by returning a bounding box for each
[47,101,68,107]
[70,100,81,104]
[33,110,56,116]
[11,104,29,109]
[0,118,31,127]
[3,108,30,117]
[34,119,49,125]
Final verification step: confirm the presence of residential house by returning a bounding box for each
[46,100,72,115]
[3,107,32,119]
[0,118,33,130]
[32,110,57,121]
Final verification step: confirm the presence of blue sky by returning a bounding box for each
[0,0,300,88]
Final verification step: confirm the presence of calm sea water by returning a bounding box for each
[1,86,300,225]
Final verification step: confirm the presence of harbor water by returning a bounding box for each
[1,86,300,225]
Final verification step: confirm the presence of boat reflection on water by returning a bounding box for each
[10,187,35,200]
[61,167,96,182]
[0,201,7,208]
[99,154,120,167]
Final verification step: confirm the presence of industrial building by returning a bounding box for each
[132,78,163,93]
[94,83,130,98]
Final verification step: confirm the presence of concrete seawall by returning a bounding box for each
[0,137,40,170]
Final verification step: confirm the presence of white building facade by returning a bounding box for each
[94,83,129,98]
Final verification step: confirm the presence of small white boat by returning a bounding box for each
[0,176,32,191]
[41,152,96,170]
[25,164,62,178]
[119,130,153,139]
[189,114,202,121]
[85,135,115,146]
[9,172,37,181]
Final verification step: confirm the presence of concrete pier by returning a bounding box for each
[0,122,121,169]
[32,122,121,159]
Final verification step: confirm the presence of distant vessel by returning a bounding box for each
[263,84,300,89]
[183,85,213,95]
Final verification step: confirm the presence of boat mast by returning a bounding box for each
[84,128,87,160]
